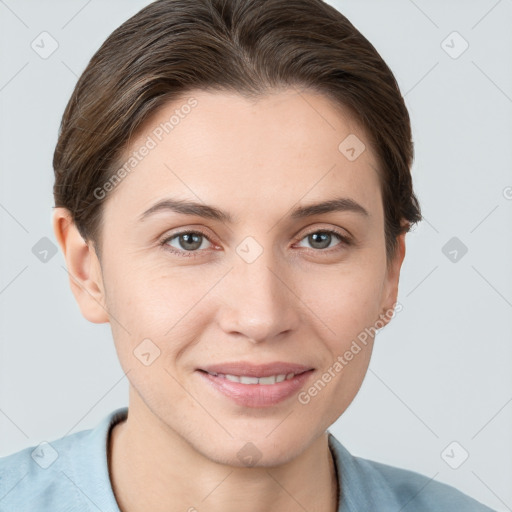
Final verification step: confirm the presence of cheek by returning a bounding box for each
[295,271,381,425]
[301,262,386,343]
[106,254,200,320]
[103,262,220,361]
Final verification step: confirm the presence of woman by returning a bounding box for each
[0,0,496,510]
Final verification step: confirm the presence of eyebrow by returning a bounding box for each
[138,196,369,223]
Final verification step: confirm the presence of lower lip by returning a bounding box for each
[196,370,315,408]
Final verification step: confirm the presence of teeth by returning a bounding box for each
[209,372,296,384]
[258,375,276,385]
[240,376,260,384]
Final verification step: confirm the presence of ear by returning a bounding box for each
[52,207,109,324]
[378,230,407,328]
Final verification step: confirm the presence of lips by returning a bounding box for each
[195,361,315,407]
[198,361,314,378]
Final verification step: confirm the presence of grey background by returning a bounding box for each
[0,1,511,510]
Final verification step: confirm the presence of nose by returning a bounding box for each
[215,248,300,344]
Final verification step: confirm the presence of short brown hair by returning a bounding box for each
[53,0,422,263]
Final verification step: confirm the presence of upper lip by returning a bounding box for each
[198,362,314,377]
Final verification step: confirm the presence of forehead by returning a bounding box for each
[104,88,381,222]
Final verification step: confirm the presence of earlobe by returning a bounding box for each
[379,232,407,327]
[52,207,109,324]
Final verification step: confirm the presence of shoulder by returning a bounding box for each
[327,433,496,512]
[0,428,90,510]
[362,457,495,511]
[0,407,127,511]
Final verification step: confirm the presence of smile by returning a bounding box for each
[205,371,298,385]
[196,368,315,408]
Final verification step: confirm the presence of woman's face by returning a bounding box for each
[92,88,404,466]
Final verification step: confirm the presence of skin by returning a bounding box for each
[53,87,406,512]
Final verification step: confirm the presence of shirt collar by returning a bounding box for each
[328,431,399,511]
[70,406,127,511]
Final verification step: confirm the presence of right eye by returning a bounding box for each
[160,230,214,257]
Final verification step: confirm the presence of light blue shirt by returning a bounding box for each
[0,407,496,511]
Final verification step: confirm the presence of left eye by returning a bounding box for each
[296,230,348,251]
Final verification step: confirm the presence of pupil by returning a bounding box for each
[310,232,330,249]
[181,233,201,250]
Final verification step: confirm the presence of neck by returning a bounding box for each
[108,396,339,512]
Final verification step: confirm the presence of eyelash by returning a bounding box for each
[159,228,352,258]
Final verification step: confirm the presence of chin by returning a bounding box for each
[193,426,317,469]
